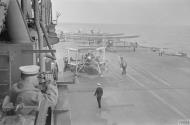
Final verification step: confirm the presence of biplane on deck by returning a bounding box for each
[106,40,139,52]
[63,46,106,77]
[60,32,140,51]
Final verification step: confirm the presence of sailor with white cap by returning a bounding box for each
[19,65,40,75]
[2,65,58,115]
[94,82,103,108]
[97,83,101,86]
[2,65,41,113]
[19,65,40,87]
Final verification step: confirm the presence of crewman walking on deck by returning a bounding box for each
[120,56,127,75]
[51,60,59,81]
[64,57,69,72]
[94,83,103,108]
[159,48,164,56]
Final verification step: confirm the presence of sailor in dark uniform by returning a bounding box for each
[94,83,103,108]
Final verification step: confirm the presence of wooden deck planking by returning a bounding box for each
[54,42,190,124]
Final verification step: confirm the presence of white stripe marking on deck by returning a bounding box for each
[127,74,187,119]
[70,108,72,125]
[131,64,171,87]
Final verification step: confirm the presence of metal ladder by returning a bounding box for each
[0,51,11,92]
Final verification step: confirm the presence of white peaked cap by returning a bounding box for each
[19,65,40,75]
[97,83,101,86]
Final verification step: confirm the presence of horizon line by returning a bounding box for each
[57,22,190,26]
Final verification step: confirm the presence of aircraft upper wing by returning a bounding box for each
[63,34,139,39]
[104,35,139,39]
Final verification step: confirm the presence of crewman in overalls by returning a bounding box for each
[120,56,127,75]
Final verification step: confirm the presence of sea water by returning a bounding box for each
[56,23,190,57]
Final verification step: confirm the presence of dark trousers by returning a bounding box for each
[122,67,126,75]
[97,96,102,108]
[159,52,163,56]
[64,64,68,72]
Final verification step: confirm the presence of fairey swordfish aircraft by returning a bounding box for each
[63,46,107,77]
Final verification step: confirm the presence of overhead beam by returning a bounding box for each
[22,49,56,53]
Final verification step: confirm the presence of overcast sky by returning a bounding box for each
[52,0,190,25]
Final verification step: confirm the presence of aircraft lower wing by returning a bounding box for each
[63,33,125,36]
